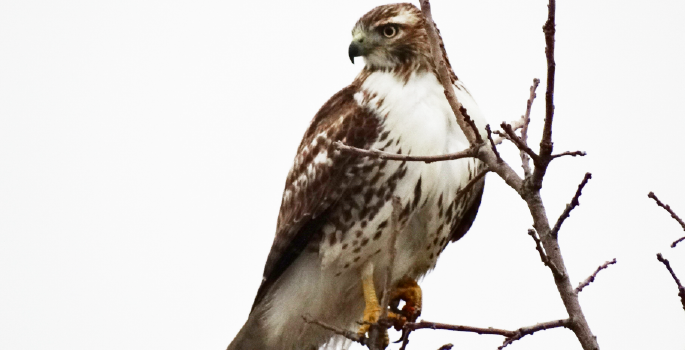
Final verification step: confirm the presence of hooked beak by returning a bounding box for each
[348,41,363,64]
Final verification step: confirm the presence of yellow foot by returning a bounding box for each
[388,277,422,331]
[356,266,421,347]
[357,302,381,337]
[357,263,390,348]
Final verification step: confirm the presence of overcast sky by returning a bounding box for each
[1,1,684,350]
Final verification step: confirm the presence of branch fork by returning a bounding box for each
[648,192,685,248]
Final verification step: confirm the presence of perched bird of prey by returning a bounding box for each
[227,3,487,350]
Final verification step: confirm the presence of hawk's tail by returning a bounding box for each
[226,312,268,350]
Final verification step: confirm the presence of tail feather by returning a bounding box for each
[226,313,268,350]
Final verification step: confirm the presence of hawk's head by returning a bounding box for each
[349,3,432,72]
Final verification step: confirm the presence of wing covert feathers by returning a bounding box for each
[252,84,381,310]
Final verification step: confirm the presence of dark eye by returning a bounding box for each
[382,25,397,38]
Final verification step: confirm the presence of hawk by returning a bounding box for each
[227,3,487,349]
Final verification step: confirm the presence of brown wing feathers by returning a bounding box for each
[252,85,380,310]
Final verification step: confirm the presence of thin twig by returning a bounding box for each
[437,344,453,350]
[493,116,525,145]
[485,125,502,163]
[500,122,541,165]
[656,253,685,312]
[335,141,478,164]
[302,315,365,345]
[528,228,563,278]
[461,105,483,144]
[538,0,556,160]
[498,319,570,350]
[551,172,592,238]
[492,130,512,142]
[528,0,559,188]
[521,78,540,177]
[405,321,516,336]
[551,150,587,159]
[575,258,617,294]
[648,192,685,248]
[528,229,549,265]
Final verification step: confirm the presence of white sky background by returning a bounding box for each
[1,0,684,349]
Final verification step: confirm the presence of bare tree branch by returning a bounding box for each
[485,125,502,163]
[531,0,557,187]
[528,228,563,277]
[551,150,587,159]
[421,0,525,194]
[492,130,512,142]
[419,0,478,146]
[655,253,685,313]
[493,116,526,145]
[418,1,600,349]
[500,122,541,165]
[335,141,478,164]
[462,106,483,144]
[520,78,540,177]
[405,320,516,336]
[648,192,685,248]
[399,319,569,350]
[524,196,599,350]
[552,173,592,238]
[437,344,453,350]
[575,258,617,294]
[528,228,549,265]
[498,319,570,350]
